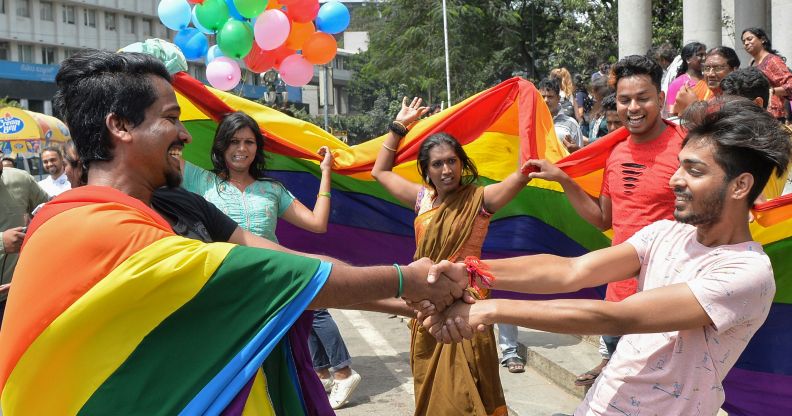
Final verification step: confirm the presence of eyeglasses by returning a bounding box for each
[702,65,730,73]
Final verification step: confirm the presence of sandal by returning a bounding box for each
[504,357,525,373]
[575,359,609,386]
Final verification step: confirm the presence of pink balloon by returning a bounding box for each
[278,54,314,87]
[206,57,241,90]
[254,9,291,51]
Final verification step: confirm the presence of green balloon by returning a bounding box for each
[195,0,230,32]
[234,0,268,19]
[216,19,254,59]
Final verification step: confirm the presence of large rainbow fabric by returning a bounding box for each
[0,186,331,415]
[173,72,791,415]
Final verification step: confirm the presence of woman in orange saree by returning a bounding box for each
[371,97,533,415]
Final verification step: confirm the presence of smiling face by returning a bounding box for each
[702,54,733,91]
[222,126,258,176]
[130,75,191,188]
[670,139,729,227]
[41,150,64,177]
[741,31,764,56]
[687,46,706,73]
[426,143,462,197]
[615,74,665,142]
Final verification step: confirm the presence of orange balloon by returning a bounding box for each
[302,32,337,65]
[285,21,314,50]
[267,0,282,9]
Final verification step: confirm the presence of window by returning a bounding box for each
[18,44,34,63]
[39,1,53,21]
[105,12,116,30]
[0,0,5,14]
[41,47,55,65]
[65,48,81,57]
[83,9,96,28]
[0,42,9,60]
[124,15,135,34]
[16,0,29,17]
[62,5,75,24]
[142,18,153,36]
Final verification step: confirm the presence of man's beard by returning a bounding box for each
[165,170,182,188]
[673,183,727,226]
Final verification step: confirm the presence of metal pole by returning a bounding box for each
[323,65,330,131]
[442,0,452,106]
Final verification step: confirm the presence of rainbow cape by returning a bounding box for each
[172,73,791,415]
[0,186,331,415]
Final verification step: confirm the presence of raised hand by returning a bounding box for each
[524,159,569,183]
[317,146,334,172]
[395,97,429,127]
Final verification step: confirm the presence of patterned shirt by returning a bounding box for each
[577,220,774,415]
[181,162,294,242]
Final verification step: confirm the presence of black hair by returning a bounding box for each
[610,55,664,92]
[211,111,268,180]
[706,46,741,70]
[683,98,792,205]
[53,49,171,168]
[655,43,678,65]
[62,139,88,186]
[601,93,617,112]
[537,77,560,94]
[676,42,706,78]
[741,27,781,57]
[417,133,478,192]
[720,67,771,109]
[41,145,64,159]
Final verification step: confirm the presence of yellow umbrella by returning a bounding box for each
[0,107,70,159]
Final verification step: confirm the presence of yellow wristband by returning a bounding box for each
[317,192,331,198]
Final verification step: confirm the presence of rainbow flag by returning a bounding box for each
[172,72,791,415]
[0,186,331,415]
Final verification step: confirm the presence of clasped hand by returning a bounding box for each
[404,259,494,343]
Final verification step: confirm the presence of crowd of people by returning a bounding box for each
[0,23,791,416]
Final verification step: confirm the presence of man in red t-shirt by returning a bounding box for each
[527,55,685,386]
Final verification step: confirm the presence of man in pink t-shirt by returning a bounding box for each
[529,55,685,384]
[423,98,790,415]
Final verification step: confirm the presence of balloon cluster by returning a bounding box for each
[158,0,350,90]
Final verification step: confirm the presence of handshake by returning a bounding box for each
[399,258,495,344]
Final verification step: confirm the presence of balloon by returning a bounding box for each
[266,0,282,9]
[267,44,295,68]
[224,0,245,20]
[315,1,349,35]
[194,0,230,31]
[286,0,319,23]
[234,0,268,18]
[254,9,290,51]
[206,45,225,63]
[279,0,301,5]
[187,0,204,4]
[191,6,214,34]
[302,32,336,65]
[278,54,314,87]
[157,0,192,31]
[284,21,314,50]
[206,57,241,90]
[217,19,254,59]
[244,43,277,73]
[174,28,209,60]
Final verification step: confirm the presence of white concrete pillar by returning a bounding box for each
[683,0,722,49]
[771,0,792,60]
[618,0,652,58]
[733,0,768,66]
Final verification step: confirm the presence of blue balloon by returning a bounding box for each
[316,1,350,35]
[224,0,246,21]
[174,28,209,61]
[191,5,214,34]
[158,0,192,31]
[206,45,225,63]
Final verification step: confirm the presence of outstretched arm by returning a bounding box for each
[371,97,427,207]
[525,159,612,230]
[481,161,533,213]
[427,283,711,343]
[227,226,346,265]
[281,146,334,233]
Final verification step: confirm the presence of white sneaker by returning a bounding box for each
[329,371,362,409]
[321,377,334,393]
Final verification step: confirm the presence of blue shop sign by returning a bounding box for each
[0,60,59,82]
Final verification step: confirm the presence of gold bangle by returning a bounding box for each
[317,192,331,198]
[382,143,398,152]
